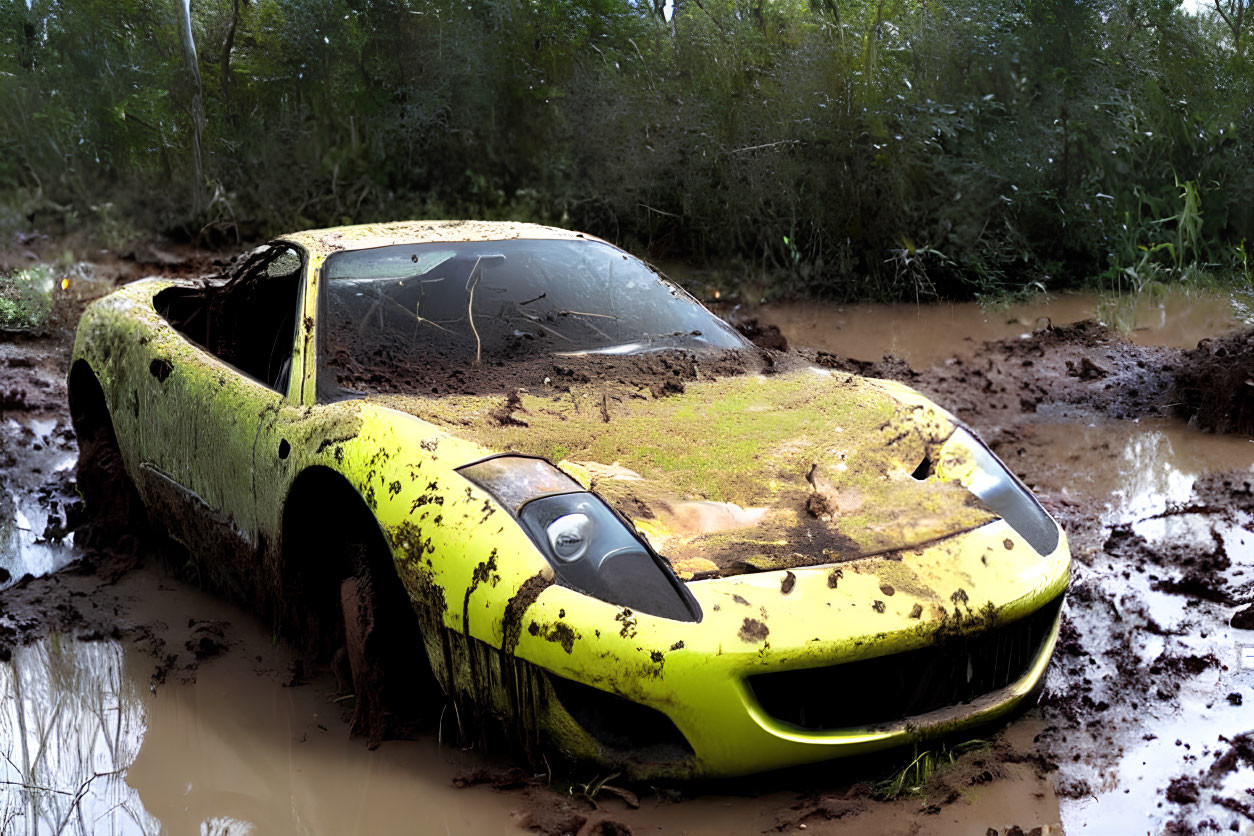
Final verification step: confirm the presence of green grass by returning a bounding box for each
[873,739,988,801]
[0,265,55,330]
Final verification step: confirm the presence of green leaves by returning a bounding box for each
[0,0,1251,299]
[0,265,55,332]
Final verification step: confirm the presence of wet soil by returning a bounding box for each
[751,291,1254,834]
[2,239,1253,835]
[1172,326,1254,435]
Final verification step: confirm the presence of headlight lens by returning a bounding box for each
[940,428,1060,556]
[459,456,700,621]
[548,513,592,561]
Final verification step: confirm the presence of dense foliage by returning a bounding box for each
[2,0,1252,298]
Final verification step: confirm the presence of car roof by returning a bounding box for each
[278,220,608,259]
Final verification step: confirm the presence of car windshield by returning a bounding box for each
[319,238,746,398]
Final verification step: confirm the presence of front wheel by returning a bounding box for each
[283,480,439,747]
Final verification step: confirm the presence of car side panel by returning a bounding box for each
[72,282,207,518]
[264,403,551,647]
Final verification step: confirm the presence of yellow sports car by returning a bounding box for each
[69,221,1069,778]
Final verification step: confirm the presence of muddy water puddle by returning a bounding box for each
[1061,666,1254,833]
[1005,417,1254,526]
[749,287,1247,367]
[0,629,526,834]
[987,419,1254,831]
[0,584,820,835]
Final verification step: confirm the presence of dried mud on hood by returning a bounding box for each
[370,355,993,579]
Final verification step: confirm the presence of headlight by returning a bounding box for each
[459,456,700,621]
[939,428,1060,556]
[548,513,592,561]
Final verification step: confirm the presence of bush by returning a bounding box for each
[0,265,54,331]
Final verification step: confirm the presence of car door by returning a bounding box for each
[143,244,309,570]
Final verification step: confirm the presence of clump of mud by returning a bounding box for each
[1172,326,1254,434]
[326,338,794,400]
[913,320,1180,432]
[731,316,789,352]
[1163,733,1254,822]
[797,347,917,383]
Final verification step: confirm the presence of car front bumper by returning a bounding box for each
[511,517,1069,778]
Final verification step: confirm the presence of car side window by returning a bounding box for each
[155,244,304,393]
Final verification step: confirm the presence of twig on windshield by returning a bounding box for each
[382,296,453,334]
[516,311,575,342]
[466,256,485,364]
[556,310,618,319]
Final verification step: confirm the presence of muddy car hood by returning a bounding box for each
[373,368,995,579]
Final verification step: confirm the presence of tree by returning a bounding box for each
[1213,0,1249,56]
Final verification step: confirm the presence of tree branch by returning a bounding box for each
[690,0,728,34]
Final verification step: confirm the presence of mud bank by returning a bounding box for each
[1173,326,1254,435]
[2,247,1252,834]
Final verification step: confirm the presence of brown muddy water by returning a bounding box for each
[750,288,1244,367]
[2,278,1253,835]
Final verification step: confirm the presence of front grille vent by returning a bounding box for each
[748,595,1062,731]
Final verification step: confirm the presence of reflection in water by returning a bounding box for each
[0,416,78,590]
[200,818,254,836]
[1015,418,1254,527]
[0,627,526,835]
[0,637,159,835]
[124,643,524,835]
[1061,666,1254,833]
[1025,417,1254,833]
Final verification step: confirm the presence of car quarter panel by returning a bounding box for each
[258,401,559,677]
[71,281,245,530]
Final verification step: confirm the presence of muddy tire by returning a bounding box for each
[67,363,148,549]
[283,474,438,747]
[338,536,418,747]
